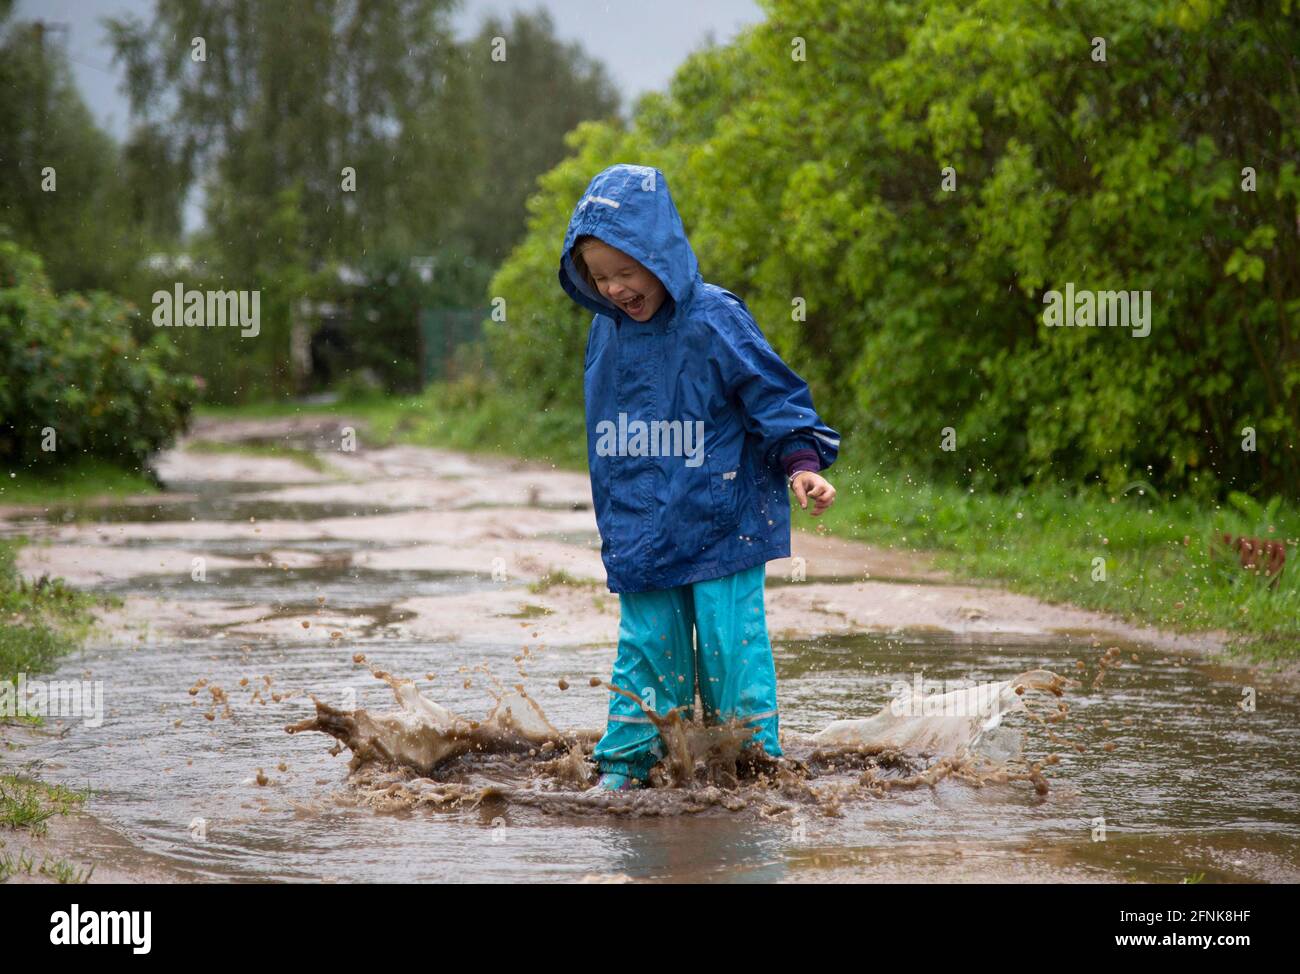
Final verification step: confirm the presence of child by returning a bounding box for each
[557,163,839,791]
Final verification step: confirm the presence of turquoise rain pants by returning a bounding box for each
[592,562,781,781]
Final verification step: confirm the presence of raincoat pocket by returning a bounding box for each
[710,466,743,540]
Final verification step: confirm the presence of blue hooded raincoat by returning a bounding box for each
[558,164,840,595]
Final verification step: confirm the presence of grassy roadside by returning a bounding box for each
[205,386,1300,657]
[0,540,102,883]
[0,539,103,698]
[827,471,1298,658]
[0,776,87,834]
[0,780,94,884]
[0,775,94,883]
[0,459,158,507]
[194,383,589,469]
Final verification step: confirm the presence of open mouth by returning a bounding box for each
[621,295,645,314]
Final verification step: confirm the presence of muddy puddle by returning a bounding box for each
[5,420,1298,882]
[15,625,1300,882]
[85,565,497,607]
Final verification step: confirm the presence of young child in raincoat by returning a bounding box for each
[557,164,839,790]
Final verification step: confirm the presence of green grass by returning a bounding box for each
[38,855,95,884]
[0,541,100,882]
[184,438,332,473]
[0,845,36,881]
[0,540,102,694]
[200,388,1300,656]
[505,602,557,618]
[0,777,53,833]
[0,842,94,883]
[0,458,158,506]
[197,382,588,468]
[0,775,86,836]
[825,469,1298,657]
[527,570,600,594]
[0,779,94,885]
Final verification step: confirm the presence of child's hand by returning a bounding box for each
[790,471,836,516]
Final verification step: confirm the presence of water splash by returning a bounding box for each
[811,669,1070,755]
[286,665,599,776]
[286,657,1081,818]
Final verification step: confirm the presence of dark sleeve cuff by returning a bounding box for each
[781,448,821,480]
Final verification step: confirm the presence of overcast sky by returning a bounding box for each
[15,0,764,138]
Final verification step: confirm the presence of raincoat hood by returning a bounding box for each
[558,164,701,323]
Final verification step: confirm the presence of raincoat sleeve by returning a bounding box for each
[717,302,840,473]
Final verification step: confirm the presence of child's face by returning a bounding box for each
[579,240,668,322]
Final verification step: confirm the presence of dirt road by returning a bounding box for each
[2,414,1295,883]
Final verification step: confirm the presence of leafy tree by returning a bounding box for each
[486,0,1300,498]
[455,8,621,264]
[107,0,621,398]
[0,10,148,292]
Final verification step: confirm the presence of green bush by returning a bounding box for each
[485,0,1300,501]
[0,240,196,470]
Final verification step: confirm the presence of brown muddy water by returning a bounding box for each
[5,420,1299,883]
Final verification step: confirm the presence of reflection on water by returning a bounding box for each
[19,626,1300,882]
[85,565,496,607]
